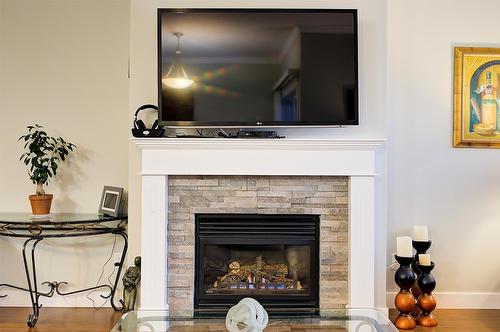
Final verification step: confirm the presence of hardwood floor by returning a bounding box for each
[389,309,500,331]
[0,308,499,331]
[0,307,121,332]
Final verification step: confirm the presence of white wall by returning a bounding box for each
[129,0,387,310]
[0,0,130,306]
[387,0,500,308]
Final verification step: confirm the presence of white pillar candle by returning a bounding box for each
[396,236,413,257]
[413,226,429,242]
[419,254,431,266]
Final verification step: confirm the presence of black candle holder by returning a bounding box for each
[415,262,438,327]
[411,240,431,275]
[411,240,431,316]
[393,255,417,330]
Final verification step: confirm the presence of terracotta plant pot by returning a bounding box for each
[29,194,53,215]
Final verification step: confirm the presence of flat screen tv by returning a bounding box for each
[158,9,358,127]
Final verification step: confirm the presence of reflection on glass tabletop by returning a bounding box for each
[0,212,127,225]
[111,308,397,332]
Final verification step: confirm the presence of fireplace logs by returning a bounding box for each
[212,256,303,291]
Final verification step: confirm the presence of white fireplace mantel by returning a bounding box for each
[134,137,386,311]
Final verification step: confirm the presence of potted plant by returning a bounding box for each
[19,125,76,215]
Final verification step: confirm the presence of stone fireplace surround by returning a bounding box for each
[134,138,385,311]
[169,175,348,310]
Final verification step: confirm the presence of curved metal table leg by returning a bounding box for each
[0,282,57,299]
[51,231,128,311]
[108,230,128,311]
[22,237,44,327]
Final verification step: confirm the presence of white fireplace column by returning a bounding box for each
[135,138,385,311]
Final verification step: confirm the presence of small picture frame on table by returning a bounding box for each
[98,186,123,217]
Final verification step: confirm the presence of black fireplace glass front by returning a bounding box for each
[203,243,311,294]
[194,214,319,311]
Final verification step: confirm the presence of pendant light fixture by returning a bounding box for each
[163,32,194,89]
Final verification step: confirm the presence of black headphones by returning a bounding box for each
[134,104,159,130]
[132,104,165,137]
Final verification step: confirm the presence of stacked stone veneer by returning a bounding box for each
[167,175,349,310]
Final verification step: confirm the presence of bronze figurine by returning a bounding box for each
[121,256,141,312]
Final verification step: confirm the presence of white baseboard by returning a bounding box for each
[386,291,500,309]
[0,289,113,307]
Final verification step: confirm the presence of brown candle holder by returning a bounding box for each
[411,240,431,316]
[415,262,438,327]
[393,255,417,330]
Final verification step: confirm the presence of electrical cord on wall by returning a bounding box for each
[387,261,398,270]
[85,235,117,309]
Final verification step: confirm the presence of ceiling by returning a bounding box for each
[160,11,354,62]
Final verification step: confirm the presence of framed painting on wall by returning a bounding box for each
[453,47,500,148]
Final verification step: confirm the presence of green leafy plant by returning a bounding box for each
[19,125,76,196]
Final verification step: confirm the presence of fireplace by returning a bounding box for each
[194,214,319,311]
[135,138,384,312]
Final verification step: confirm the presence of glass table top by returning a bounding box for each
[0,213,127,225]
[111,308,397,332]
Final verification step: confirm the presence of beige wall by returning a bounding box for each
[387,0,500,306]
[0,0,130,306]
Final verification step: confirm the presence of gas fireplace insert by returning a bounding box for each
[194,214,319,312]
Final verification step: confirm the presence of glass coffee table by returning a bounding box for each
[111,308,397,332]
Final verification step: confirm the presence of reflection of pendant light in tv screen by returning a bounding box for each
[163,32,194,89]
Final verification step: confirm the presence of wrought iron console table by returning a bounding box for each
[0,213,127,327]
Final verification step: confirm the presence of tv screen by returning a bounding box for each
[158,9,358,127]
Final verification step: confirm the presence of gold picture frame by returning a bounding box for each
[453,47,500,148]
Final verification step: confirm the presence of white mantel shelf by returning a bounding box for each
[133,138,385,177]
[132,137,385,149]
[134,137,386,311]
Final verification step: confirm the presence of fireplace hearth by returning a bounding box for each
[194,214,319,312]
